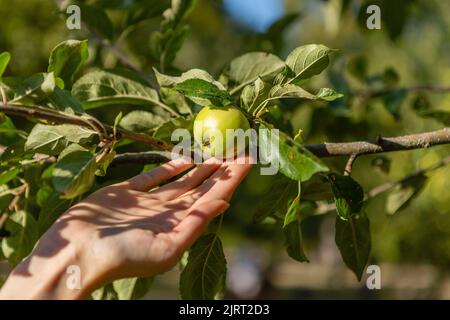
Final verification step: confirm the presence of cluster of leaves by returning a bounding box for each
[0,32,365,298]
[2,0,445,300]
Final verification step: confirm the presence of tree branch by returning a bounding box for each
[111,151,172,166]
[306,128,450,157]
[2,102,450,163]
[316,155,450,215]
[111,128,450,164]
[0,102,174,151]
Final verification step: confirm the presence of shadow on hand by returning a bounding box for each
[11,164,233,277]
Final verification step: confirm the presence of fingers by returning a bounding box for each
[181,156,252,205]
[148,158,222,201]
[117,158,193,191]
[176,166,227,204]
[171,200,229,249]
[199,161,252,203]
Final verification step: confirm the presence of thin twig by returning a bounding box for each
[1,87,7,104]
[0,102,174,151]
[316,155,450,214]
[344,154,358,176]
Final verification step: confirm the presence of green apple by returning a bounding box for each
[193,105,250,158]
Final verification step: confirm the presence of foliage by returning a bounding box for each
[0,0,449,299]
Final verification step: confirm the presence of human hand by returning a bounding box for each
[0,155,252,299]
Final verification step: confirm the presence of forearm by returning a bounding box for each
[0,226,104,299]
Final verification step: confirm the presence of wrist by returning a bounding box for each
[0,220,107,299]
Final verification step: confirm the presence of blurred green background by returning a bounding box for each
[1,0,450,299]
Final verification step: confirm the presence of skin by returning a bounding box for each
[0,154,252,299]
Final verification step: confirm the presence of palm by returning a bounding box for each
[47,156,251,279]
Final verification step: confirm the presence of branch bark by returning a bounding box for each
[343,154,358,176]
[0,102,174,151]
[2,102,449,163]
[111,151,172,166]
[306,128,450,157]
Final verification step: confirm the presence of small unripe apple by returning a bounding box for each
[193,105,250,158]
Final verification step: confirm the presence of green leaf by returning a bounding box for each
[347,55,367,83]
[114,112,123,129]
[180,233,227,300]
[302,178,333,201]
[25,124,97,156]
[259,123,329,182]
[269,84,317,100]
[0,52,11,79]
[95,148,116,177]
[175,78,232,107]
[47,87,85,114]
[8,73,57,102]
[126,0,170,25]
[285,44,335,84]
[382,89,407,118]
[0,167,20,185]
[265,13,300,51]
[253,175,298,223]
[160,87,193,115]
[57,143,90,160]
[417,110,450,126]
[0,185,13,211]
[266,85,343,107]
[149,0,197,70]
[316,88,344,101]
[224,52,285,93]
[0,117,27,146]
[0,142,30,164]
[91,283,118,300]
[53,149,97,199]
[36,185,71,235]
[48,40,89,88]
[284,219,309,263]
[240,78,270,112]
[72,69,167,111]
[412,94,430,112]
[335,213,371,281]
[77,4,114,40]
[162,0,197,29]
[154,68,225,89]
[112,277,154,300]
[386,174,426,215]
[153,117,194,141]
[328,174,364,220]
[151,26,190,70]
[1,210,39,265]
[283,195,300,227]
[120,110,168,133]
[371,156,391,174]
